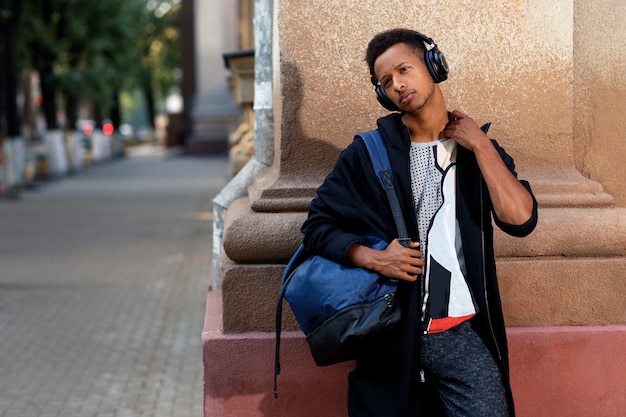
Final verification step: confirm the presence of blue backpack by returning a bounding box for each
[274,130,409,398]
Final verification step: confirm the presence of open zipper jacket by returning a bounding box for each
[302,113,538,417]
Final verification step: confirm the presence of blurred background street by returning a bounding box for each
[0,1,259,415]
[0,147,228,417]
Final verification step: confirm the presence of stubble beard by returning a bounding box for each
[404,83,435,115]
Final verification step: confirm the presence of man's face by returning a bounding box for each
[373,42,435,113]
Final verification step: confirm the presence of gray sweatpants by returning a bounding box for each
[420,320,509,417]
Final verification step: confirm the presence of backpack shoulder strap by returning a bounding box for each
[358,130,393,188]
[274,243,308,398]
[358,130,409,244]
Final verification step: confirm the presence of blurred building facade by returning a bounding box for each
[179,0,244,154]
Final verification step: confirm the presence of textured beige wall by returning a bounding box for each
[222,0,626,332]
[273,0,578,182]
[573,0,626,207]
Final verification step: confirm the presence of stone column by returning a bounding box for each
[219,0,626,332]
[185,0,240,154]
[203,1,626,416]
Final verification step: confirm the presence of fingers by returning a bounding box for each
[393,238,422,259]
[378,239,424,281]
[450,109,467,120]
[400,262,423,282]
[395,237,419,249]
[396,239,424,281]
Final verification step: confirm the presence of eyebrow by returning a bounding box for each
[394,61,410,70]
[379,62,411,83]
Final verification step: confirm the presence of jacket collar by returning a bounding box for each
[376,112,456,151]
[376,113,410,151]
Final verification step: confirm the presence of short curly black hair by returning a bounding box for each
[365,28,428,85]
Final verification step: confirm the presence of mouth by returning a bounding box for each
[400,90,415,104]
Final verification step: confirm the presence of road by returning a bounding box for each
[0,146,229,417]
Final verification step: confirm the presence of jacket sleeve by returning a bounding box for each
[490,140,538,237]
[301,138,392,265]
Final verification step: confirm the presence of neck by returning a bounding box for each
[401,87,448,143]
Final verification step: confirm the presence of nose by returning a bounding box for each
[391,75,406,92]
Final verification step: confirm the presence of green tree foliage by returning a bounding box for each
[134,0,182,128]
[16,0,181,132]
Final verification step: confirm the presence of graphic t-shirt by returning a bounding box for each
[409,138,477,333]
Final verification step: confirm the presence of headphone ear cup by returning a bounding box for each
[375,84,401,112]
[424,48,449,83]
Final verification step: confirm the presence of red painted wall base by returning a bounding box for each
[509,326,626,417]
[203,291,626,417]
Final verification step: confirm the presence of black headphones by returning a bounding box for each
[372,31,449,112]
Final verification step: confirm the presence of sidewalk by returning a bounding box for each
[0,146,229,417]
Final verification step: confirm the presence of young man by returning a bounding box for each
[301,28,538,416]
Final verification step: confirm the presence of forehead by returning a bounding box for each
[373,43,422,78]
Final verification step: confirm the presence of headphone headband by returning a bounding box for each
[411,31,436,51]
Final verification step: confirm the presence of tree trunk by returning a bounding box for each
[39,65,58,130]
[65,93,78,131]
[93,105,103,129]
[0,0,22,137]
[110,89,121,130]
[143,78,156,129]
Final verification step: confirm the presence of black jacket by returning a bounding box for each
[302,113,538,417]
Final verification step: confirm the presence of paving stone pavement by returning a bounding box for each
[0,147,229,417]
